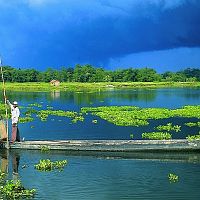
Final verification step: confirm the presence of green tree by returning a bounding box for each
[122,68,138,82]
[182,68,200,81]
[136,68,161,82]
[73,64,83,82]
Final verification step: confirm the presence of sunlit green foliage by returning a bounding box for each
[41,145,50,152]
[185,122,200,127]
[186,132,200,141]
[71,115,84,123]
[168,173,179,183]
[156,123,181,132]
[19,116,34,123]
[24,108,38,116]
[28,103,42,108]
[81,105,200,127]
[34,159,67,172]
[0,180,36,199]
[40,109,84,123]
[142,132,172,140]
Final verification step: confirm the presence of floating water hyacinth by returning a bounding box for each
[0,180,36,199]
[156,123,181,132]
[186,132,200,141]
[41,145,50,152]
[19,116,34,123]
[34,159,67,172]
[185,122,200,127]
[29,103,42,108]
[168,173,179,183]
[81,105,200,127]
[142,132,172,140]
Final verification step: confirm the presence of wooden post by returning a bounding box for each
[0,57,9,149]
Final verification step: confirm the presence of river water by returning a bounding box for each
[0,87,200,199]
[4,88,200,140]
[0,150,200,200]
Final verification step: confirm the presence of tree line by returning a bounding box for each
[1,64,200,82]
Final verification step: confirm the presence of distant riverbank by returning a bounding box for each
[0,82,200,91]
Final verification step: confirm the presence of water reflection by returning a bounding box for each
[12,151,20,180]
[0,150,8,174]
[51,90,60,100]
[1,88,199,109]
[2,89,158,105]
[61,151,200,163]
[0,150,20,179]
[1,149,200,164]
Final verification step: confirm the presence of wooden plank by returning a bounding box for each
[4,139,200,152]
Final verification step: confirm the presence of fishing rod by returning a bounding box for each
[0,56,9,149]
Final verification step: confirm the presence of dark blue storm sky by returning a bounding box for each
[0,0,200,72]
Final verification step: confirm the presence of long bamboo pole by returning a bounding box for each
[0,56,9,149]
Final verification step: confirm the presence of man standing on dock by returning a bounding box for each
[7,100,20,143]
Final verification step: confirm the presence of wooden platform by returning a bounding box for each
[3,139,200,152]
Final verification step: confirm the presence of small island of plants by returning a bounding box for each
[34,159,67,172]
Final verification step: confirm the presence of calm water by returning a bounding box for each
[1,88,200,199]
[3,88,200,140]
[0,150,200,200]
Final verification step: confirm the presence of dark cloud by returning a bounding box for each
[0,0,200,68]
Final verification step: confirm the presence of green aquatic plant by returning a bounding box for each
[2,103,200,128]
[82,106,149,126]
[0,180,36,199]
[1,103,85,124]
[24,108,38,116]
[185,122,200,127]
[35,159,52,171]
[130,134,134,139]
[29,103,42,108]
[19,116,34,123]
[71,115,84,123]
[34,159,67,172]
[156,123,181,132]
[41,145,50,152]
[47,106,53,110]
[142,132,172,140]
[168,173,179,183]
[81,105,200,127]
[186,132,200,141]
[37,110,84,123]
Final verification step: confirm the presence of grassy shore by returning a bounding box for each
[0,82,200,91]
